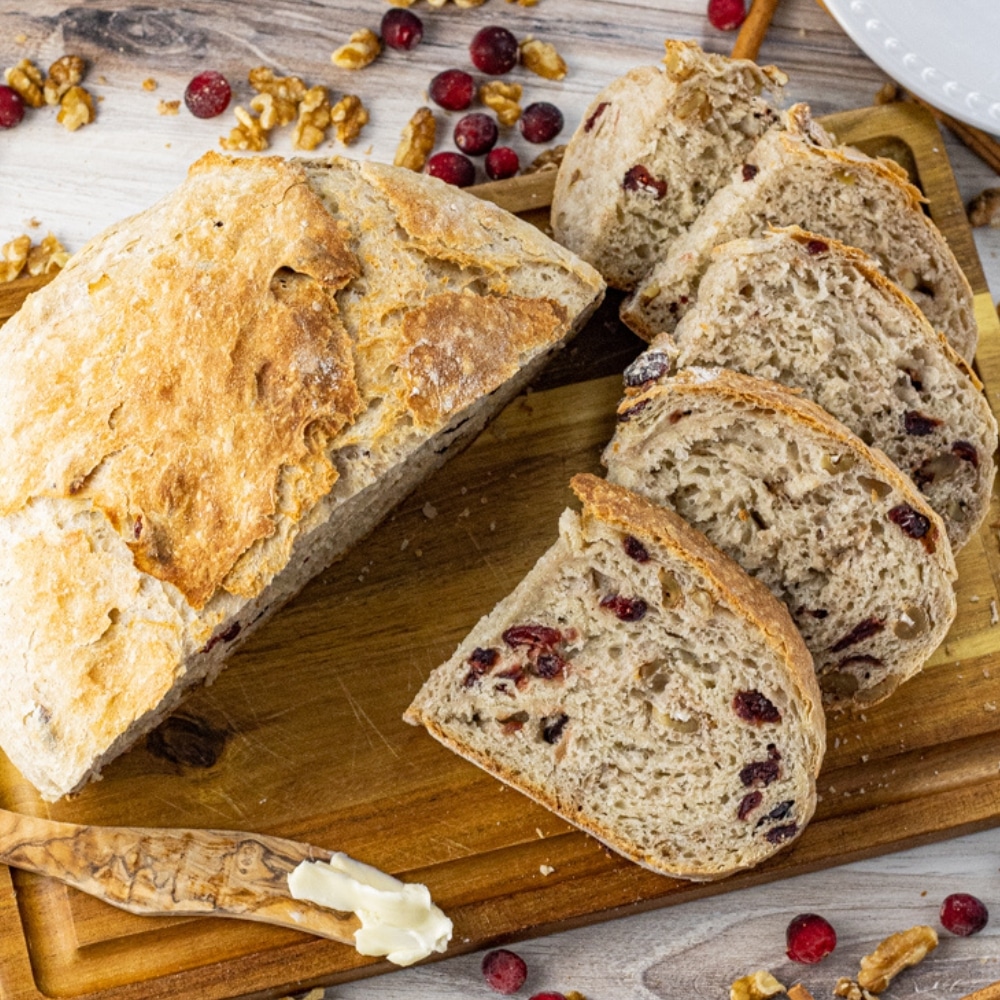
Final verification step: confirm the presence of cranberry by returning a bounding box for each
[786,913,837,964]
[485,145,520,180]
[888,504,932,541]
[482,948,528,994]
[732,690,781,725]
[520,102,564,143]
[766,822,799,844]
[381,8,423,51]
[739,758,780,787]
[184,70,232,119]
[532,652,568,680]
[742,163,759,181]
[426,151,475,188]
[623,535,650,563]
[952,440,979,466]
[470,26,518,75]
[904,410,942,436]
[707,0,747,31]
[940,892,989,936]
[599,594,647,622]
[584,101,609,133]
[618,399,651,423]
[737,791,762,820]
[503,624,562,650]
[429,68,475,111]
[829,617,885,652]
[542,713,569,744]
[454,112,498,156]
[623,164,668,199]
[529,994,567,1000]
[0,85,25,129]
[761,799,794,823]
[624,351,671,387]
[804,239,829,255]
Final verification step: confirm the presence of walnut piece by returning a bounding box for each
[786,985,815,1000]
[454,0,487,7]
[142,77,157,91]
[385,0,417,6]
[523,144,566,174]
[331,29,381,70]
[519,37,567,80]
[506,0,540,6]
[5,58,44,108]
[25,234,69,277]
[0,235,31,283]
[293,86,331,150]
[44,55,86,105]
[968,188,1000,229]
[248,66,307,128]
[874,81,901,105]
[833,979,878,1000]
[479,80,522,126]
[219,106,269,151]
[157,99,180,115]
[730,970,785,1000]
[856,925,938,994]
[57,85,95,130]
[330,93,368,145]
[394,106,436,171]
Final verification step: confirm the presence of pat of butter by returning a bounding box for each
[287,853,452,967]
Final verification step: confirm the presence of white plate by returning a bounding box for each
[823,0,1000,135]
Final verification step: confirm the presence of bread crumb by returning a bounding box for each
[400,538,410,551]
[970,594,981,602]
[142,77,157,91]
[985,702,997,712]
[414,548,423,557]
[535,827,544,838]
[458,507,470,518]
[861,754,869,763]
[539,864,555,876]
[15,33,27,44]
[992,600,999,625]
[422,502,438,520]
[490,521,496,531]
[158,98,180,115]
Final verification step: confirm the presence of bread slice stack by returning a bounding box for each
[0,151,604,801]
[406,473,825,879]
[625,227,996,551]
[604,368,959,709]
[551,39,786,291]
[619,104,978,362]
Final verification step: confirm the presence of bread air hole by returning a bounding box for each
[857,475,892,500]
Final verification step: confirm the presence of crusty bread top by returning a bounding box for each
[0,153,602,613]
[571,473,822,728]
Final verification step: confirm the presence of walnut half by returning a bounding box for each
[730,970,785,1000]
[394,106,436,172]
[857,925,938,994]
[331,29,381,70]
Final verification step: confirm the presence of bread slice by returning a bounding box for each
[604,368,958,709]
[550,39,786,291]
[405,473,825,880]
[621,105,978,362]
[624,227,997,551]
[0,152,604,801]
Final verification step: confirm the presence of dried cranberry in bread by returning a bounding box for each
[551,39,786,291]
[605,368,958,709]
[405,473,825,880]
[0,152,604,801]
[627,227,997,551]
[621,105,978,362]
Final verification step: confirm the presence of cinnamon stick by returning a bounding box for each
[731,0,781,61]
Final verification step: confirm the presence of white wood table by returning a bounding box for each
[1,1,999,998]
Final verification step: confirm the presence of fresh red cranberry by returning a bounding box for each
[529,994,567,1000]
[184,70,232,119]
[707,0,747,30]
[482,949,528,994]
[429,68,475,111]
[786,913,837,964]
[426,151,475,187]
[485,145,520,180]
[381,8,423,51]
[454,112,498,155]
[470,25,518,75]
[520,101,564,143]
[941,893,989,936]
[0,84,25,129]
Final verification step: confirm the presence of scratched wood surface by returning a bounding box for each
[2,2,1000,999]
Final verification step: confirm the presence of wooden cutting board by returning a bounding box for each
[1,101,999,1000]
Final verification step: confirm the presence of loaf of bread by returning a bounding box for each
[604,369,958,709]
[621,105,978,362]
[405,473,825,879]
[0,152,604,801]
[625,227,997,551]
[551,39,786,291]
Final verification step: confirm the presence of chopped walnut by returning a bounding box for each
[25,234,69,276]
[730,970,785,1000]
[292,86,332,150]
[968,188,1000,228]
[330,93,369,145]
[57,86,95,130]
[833,979,878,1000]
[386,0,417,5]
[874,81,901,105]
[4,58,44,108]
[142,77,157,91]
[249,91,293,130]
[856,925,937,993]
[506,0,539,5]
[43,55,86,105]
[479,79,522,126]
[157,99,180,115]
[0,235,31,283]
[523,144,566,174]
[519,37,567,80]
[331,29,381,70]
[394,105,436,171]
[248,66,307,128]
[786,986,815,1000]
[219,106,270,151]
[453,0,487,6]
[425,0,448,7]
